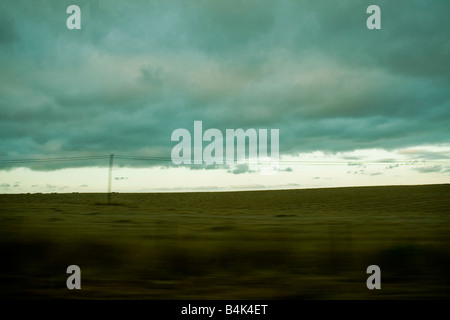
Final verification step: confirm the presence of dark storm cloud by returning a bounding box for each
[0,0,449,170]
[227,164,255,175]
[398,149,450,160]
[413,165,446,174]
[386,164,400,170]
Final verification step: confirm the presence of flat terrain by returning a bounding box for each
[0,184,449,299]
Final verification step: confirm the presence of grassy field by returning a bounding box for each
[0,184,449,299]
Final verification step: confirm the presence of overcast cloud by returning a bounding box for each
[0,0,449,171]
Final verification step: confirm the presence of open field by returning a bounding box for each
[0,184,449,299]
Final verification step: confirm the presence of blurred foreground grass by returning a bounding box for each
[0,184,449,299]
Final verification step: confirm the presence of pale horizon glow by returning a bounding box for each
[1,144,449,194]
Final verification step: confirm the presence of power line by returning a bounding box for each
[115,155,173,162]
[0,155,110,164]
[0,154,448,166]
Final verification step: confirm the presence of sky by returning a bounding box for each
[0,0,449,193]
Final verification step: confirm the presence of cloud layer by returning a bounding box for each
[1,0,449,170]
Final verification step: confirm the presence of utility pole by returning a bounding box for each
[107,153,114,204]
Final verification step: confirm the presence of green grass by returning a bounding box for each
[0,185,449,299]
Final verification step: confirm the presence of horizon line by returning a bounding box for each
[2,182,449,195]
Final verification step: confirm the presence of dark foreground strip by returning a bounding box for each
[3,300,444,319]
